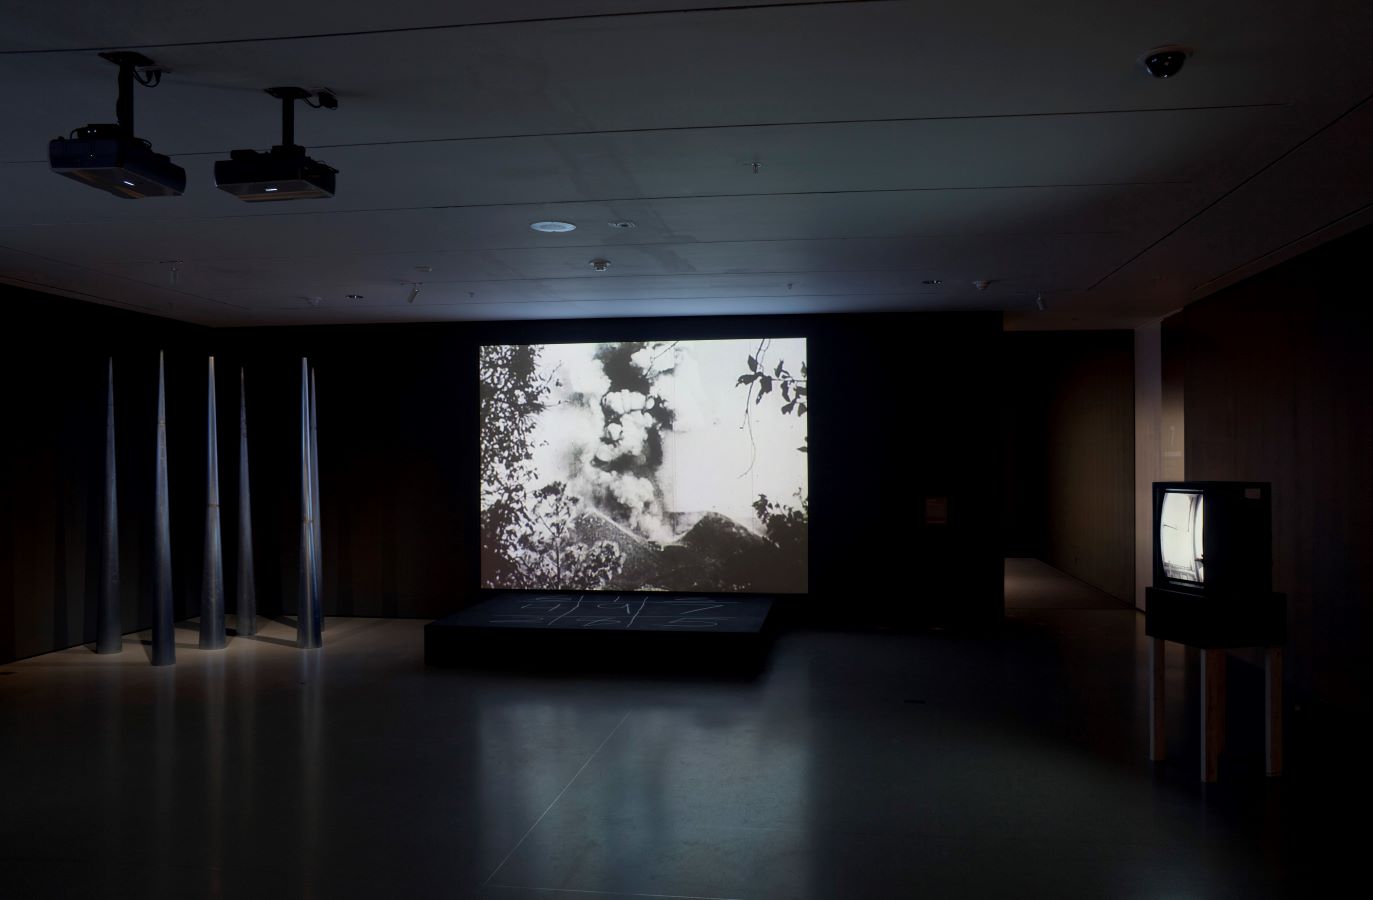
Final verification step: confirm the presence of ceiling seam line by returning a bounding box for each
[0,180,1192,228]
[95,232,1123,263]
[0,102,1288,165]
[142,267,1085,286]
[1085,89,1373,291]
[0,242,251,309]
[0,275,162,313]
[1188,198,1373,297]
[255,294,1012,311]
[0,0,895,55]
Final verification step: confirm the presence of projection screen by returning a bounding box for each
[480,338,808,593]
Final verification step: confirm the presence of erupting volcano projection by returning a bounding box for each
[480,338,808,593]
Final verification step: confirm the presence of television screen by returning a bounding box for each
[1159,489,1205,584]
[480,338,808,593]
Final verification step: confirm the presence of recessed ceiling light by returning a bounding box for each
[922,279,942,285]
[121,179,136,187]
[608,220,636,229]
[531,221,576,233]
[263,186,279,193]
[345,293,363,299]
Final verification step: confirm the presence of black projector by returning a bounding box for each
[214,146,336,201]
[49,125,186,198]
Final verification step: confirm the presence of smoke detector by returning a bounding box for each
[531,221,576,233]
[589,258,611,272]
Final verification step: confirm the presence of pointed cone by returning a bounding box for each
[236,367,257,636]
[199,357,226,650]
[152,352,175,666]
[297,358,320,649]
[309,367,323,632]
[97,358,122,653]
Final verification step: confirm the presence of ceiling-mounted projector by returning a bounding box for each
[49,52,186,199]
[215,87,338,201]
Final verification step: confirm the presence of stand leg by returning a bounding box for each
[1149,638,1166,761]
[1201,649,1226,782]
[1216,651,1227,755]
[1266,647,1283,777]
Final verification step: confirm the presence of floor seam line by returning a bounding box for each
[482,710,632,887]
[487,884,746,900]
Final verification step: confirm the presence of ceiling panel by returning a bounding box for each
[0,105,1291,227]
[0,1,806,52]
[2,0,1373,327]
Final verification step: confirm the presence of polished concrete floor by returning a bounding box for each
[1003,557,1130,610]
[0,567,1355,899]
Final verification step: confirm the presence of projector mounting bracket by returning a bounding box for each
[264,87,337,150]
[96,51,165,139]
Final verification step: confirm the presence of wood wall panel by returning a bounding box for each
[1167,225,1373,708]
[1004,331,1135,603]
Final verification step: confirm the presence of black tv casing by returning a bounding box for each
[1147,481,1283,648]
[1151,480,1272,598]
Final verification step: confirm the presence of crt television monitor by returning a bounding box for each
[1152,481,1271,598]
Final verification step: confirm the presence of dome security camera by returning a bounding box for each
[1142,45,1191,78]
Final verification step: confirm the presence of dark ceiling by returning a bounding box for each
[3,0,1372,328]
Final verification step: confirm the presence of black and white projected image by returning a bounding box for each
[480,338,808,593]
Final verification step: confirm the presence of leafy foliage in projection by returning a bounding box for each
[736,340,810,582]
[510,482,626,590]
[752,491,810,558]
[480,345,625,589]
[737,350,808,453]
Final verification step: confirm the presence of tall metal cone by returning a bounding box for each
[297,358,320,649]
[199,357,226,650]
[151,352,175,666]
[236,367,257,636]
[96,358,122,654]
[309,367,323,631]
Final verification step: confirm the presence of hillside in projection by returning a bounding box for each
[480,338,808,593]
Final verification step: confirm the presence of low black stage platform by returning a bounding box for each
[425,593,775,673]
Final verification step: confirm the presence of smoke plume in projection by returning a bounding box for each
[577,342,677,539]
[480,338,808,593]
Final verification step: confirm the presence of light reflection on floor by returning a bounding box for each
[0,576,1345,899]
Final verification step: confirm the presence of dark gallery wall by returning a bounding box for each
[0,285,211,663]
[1164,224,1373,711]
[1,301,1004,664]
[236,312,1005,628]
[1003,330,1135,603]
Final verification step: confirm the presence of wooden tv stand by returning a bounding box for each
[1144,587,1286,783]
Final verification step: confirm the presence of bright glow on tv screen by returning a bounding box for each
[1159,490,1205,584]
[480,338,808,593]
